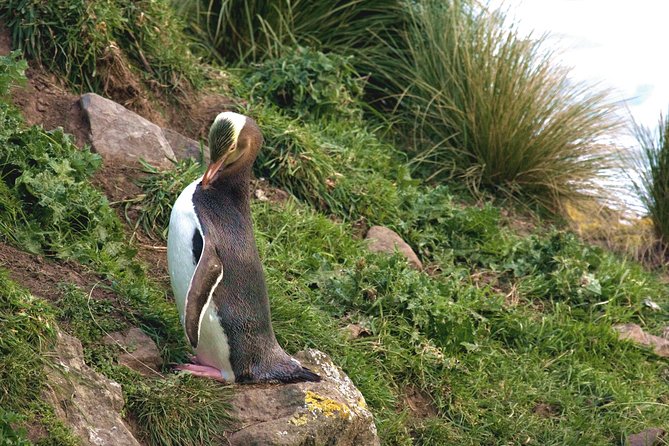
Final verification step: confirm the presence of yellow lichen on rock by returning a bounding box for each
[289,413,310,426]
[305,390,352,420]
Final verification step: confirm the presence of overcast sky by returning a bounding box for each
[487,0,669,135]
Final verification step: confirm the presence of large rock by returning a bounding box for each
[44,332,141,446]
[103,327,163,377]
[365,226,422,270]
[614,323,669,357]
[162,127,209,163]
[81,93,175,168]
[227,349,379,446]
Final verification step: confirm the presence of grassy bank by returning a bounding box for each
[1,1,668,445]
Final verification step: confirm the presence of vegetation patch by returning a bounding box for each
[1,0,203,97]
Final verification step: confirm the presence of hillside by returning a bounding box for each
[1,2,669,445]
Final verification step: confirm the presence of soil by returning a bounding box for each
[0,242,119,308]
[402,385,438,419]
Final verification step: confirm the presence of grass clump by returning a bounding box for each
[377,0,620,212]
[1,0,203,96]
[174,0,402,64]
[124,373,233,446]
[630,110,669,247]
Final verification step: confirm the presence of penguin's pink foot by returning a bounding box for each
[174,363,227,382]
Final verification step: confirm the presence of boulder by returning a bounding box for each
[365,226,422,270]
[162,127,209,163]
[103,327,163,377]
[614,324,669,357]
[81,93,175,168]
[227,349,379,446]
[44,332,141,446]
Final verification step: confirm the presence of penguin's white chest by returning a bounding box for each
[167,178,235,381]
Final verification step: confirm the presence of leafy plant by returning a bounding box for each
[629,110,669,247]
[243,46,365,120]
[0,410,30,446]
[0,52,27,98]
[125,158,204,240]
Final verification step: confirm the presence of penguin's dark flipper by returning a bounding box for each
[184,238,222,348]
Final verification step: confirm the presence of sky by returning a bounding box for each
[487,0,669,136]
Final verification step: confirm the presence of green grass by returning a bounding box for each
[173,0,402,64]
[1,0,203,96]
[630,110,669,247]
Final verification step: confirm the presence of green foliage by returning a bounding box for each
[0,270,57,411]
[243,46,365,120]
[126,158,204,240]
[0,52,27,98]
[1,0,202,95]
[0,108,125,264]
[0,410,30,446]
[630,110,669,246]
[173,0,402,64]
[123,372,233,446]
[375,0,620,211]
[251,104,408,223]
[54,283,126,344]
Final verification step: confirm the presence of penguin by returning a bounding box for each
[166,111,320,384]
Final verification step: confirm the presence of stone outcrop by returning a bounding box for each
[227,349,379,446]
[81,93,175,168]
[365,225,422,270]
[614,323,669,357]
[103,327,163,377]
[44,332,141,446]
[162,127,209,163]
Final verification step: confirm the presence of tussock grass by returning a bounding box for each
[630,110,669,248]
[173,0,402,64]
[376,0,621,212]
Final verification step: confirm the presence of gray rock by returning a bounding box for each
[81,93,175,168]
[162,127,209,163]
[103,327,162,377]
[614,323,669,357]
[365,226,422,270]
[627,428,665,446]
[227,349,379,446]
[44,332,141,446]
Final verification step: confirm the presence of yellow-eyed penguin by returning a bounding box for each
[167,112,320,383]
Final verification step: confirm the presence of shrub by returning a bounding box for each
[243,46,365,120]
[629,110,669,246]
[376,0,620,212]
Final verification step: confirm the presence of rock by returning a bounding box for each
[627,428,665,446]
[81,93,175,168]
[227,349,379,446]
[44,332,141,446]
[343,323,371,340]
[103,327,162,376]
[365,226,422,270]
[162,127,209,163]
[614,324,669,357]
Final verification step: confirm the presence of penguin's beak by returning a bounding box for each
[202,149,233,188]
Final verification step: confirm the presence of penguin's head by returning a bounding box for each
[202,111,263,188]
